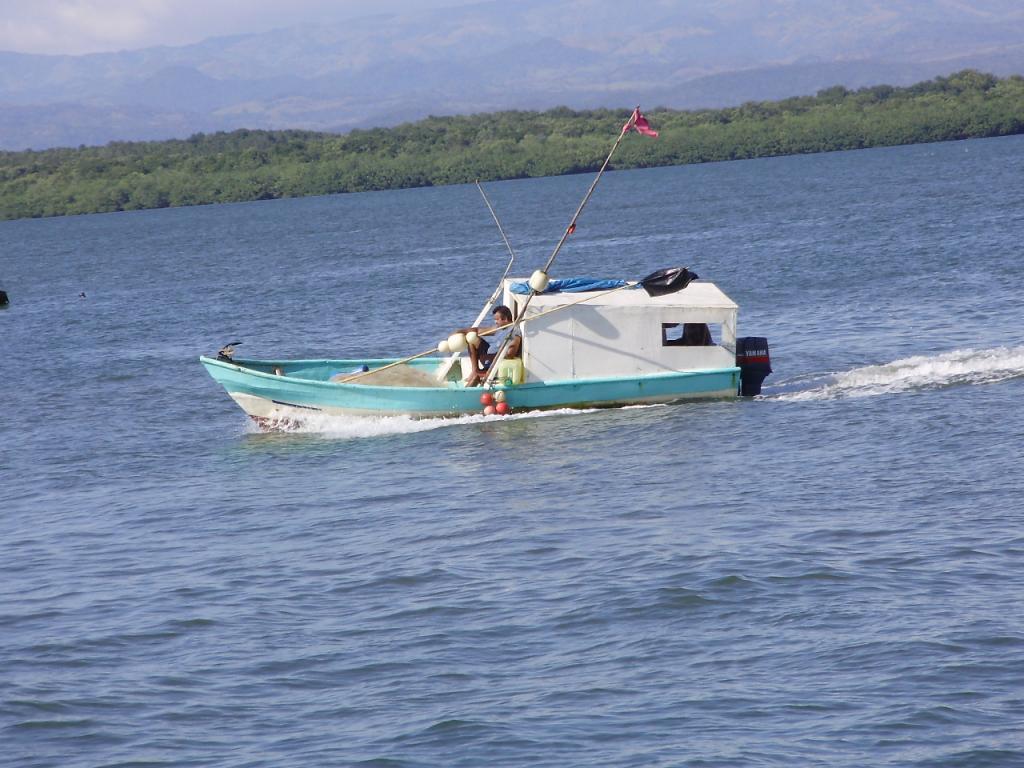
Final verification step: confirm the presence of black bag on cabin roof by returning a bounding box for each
[639,267,699,297]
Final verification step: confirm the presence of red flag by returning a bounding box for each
[632,110,659,138]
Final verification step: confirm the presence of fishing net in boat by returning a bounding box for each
[331,364,439,387]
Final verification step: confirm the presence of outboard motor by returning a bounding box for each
[736,337,772,396]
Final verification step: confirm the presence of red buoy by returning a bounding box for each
[480,393,494,406]
[495,401,510,415]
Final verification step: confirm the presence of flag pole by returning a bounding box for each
[482,106,642,385]
[541,106,638,274]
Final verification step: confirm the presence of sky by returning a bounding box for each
[0,0,483,55]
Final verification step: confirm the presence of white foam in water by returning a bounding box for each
[255,406,604,439]
[770,346,1024,402]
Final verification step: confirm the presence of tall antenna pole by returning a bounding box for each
[478,180,518,272]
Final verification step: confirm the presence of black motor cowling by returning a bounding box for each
[736,337,771,396]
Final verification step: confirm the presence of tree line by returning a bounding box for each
[1,70,1022,220]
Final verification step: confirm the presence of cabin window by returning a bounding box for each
[662,322,717,347]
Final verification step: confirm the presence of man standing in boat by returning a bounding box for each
[465,305,522,386]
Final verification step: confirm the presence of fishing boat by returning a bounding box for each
[200,271,771,424]
[199,108,772,425]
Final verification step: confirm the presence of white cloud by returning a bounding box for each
[0,0,481,55]
[0,0,171,54]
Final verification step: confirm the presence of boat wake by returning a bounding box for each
[767,346,1024,402]
[250,406,605,439]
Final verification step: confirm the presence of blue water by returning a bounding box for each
[3,136,1024,767]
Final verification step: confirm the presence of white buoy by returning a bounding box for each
[438,339,451,354]
[529,270,549,293]
[447,332,468,353]
[466,331,480,348]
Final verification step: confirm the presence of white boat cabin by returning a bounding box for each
[499,278,739,383]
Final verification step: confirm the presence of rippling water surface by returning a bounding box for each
[3,136,1024,767]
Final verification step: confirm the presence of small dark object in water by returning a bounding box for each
[736,337,772,396]
[79,291,86,298]
[0,289,8,308]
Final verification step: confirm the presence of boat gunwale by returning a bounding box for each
[199,355,740,393]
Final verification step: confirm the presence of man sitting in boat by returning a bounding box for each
[465,305,522,386]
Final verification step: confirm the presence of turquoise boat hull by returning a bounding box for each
[199,355,740,422]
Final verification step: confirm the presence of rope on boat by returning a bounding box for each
[337,281,637,385]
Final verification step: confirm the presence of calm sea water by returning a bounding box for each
[3,136,1024,767]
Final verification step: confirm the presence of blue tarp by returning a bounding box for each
[509,277,628,295]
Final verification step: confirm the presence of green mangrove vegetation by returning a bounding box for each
[2,70,1022,220]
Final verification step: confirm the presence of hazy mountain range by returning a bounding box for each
[3,0,1024,151]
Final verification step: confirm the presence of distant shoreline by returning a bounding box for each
[2,69,1021,222]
